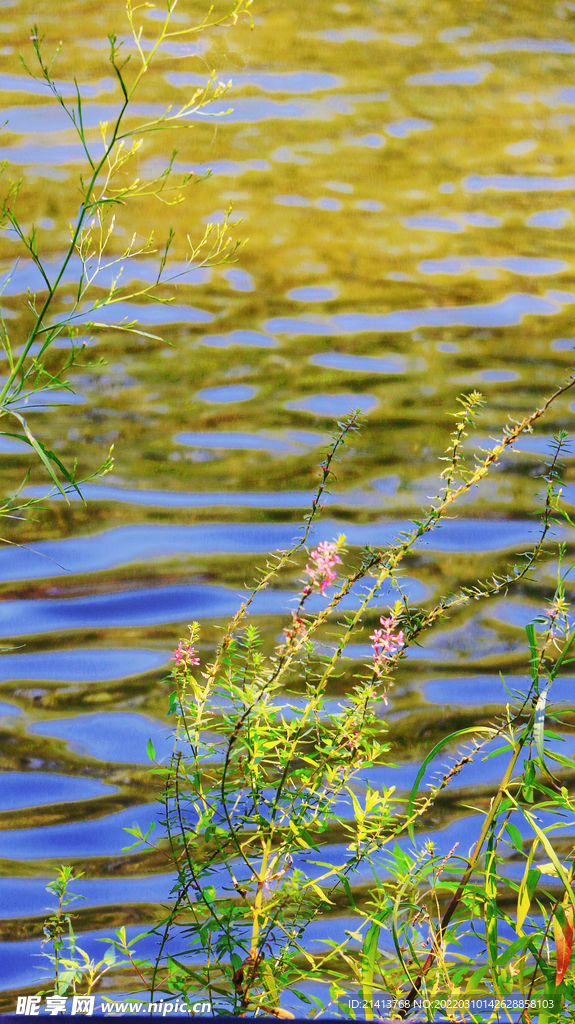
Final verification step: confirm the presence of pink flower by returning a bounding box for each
[303,541,342,595]
[370,615,405,676]
[172,640,200,667]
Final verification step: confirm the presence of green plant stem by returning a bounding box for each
[398,730,530,1017]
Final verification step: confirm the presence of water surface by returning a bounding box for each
[2,0,575,1008]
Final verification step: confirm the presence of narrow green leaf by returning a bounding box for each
[361,921,379,1021]
[523,810,575,919]
[406,726,493,841]
[525,622,539,684]
[535,688,549,764]
[10,411,82,501]
[505,822,524,854]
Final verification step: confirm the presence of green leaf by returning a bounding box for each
[261,961,278,1003]
[523,759,536,803]
[554,900,574,986]
[535,688,549,764]
[146,738,156,761]
[10,411,83,501]
[361,923,380,1022]
[505,822,523,855]
[406,726,493,841]
[230,952,243,973]
[522,810,575,920]
[526,622,539,685]
[337,873,356,910]
[485,842,499,982]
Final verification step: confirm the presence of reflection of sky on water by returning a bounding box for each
[22,484,394,508]
[470,37,575,53]
[0,73,116,96]
[0,517,548,582]
[198,329,277,348]
[0,700,20,716]
[0,576,427,638]
[419,255,568,275]
[424,674,575,706]
[526,208,573,228]
[464,174,575,191]
[175,429,324,453]
[287,284,338,301]
[196,384,258,404]
[222,267,255,292]
[166,70,342,93]
[309,351,406,373]
[69,301,213,326]
[0,256,212,294]
[0,873,176,919]
[266,291,575,335]
[0,648,169,680]
[385,117,433,137]
[403,214,460,231]
[285,392,378,416]
[0,772,117,811]
[361,733,575,792]
[0,802,159,859]
[477,368,518,381]
[31,712,178,764]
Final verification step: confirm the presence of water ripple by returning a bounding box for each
[265,292,572,336]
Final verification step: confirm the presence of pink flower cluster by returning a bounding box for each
[304,541,342,595]
[370,615,405,676]
[172,640,200,667]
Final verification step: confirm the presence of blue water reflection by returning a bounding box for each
[309,351,406,373]
[266,291,574,336]
[198,329,277,348]
[222,267,255,291]
[30,712,177,764]
[0,872,176,919]
[70,301,213,326]
[0,518,549,583]
[287,285,338,301]
[403,214,462,232]
[285,393,378,416]
[526,208,573,228]
[419,256,567,275]
[0,772,118,811]
[0,74,116,97]
[424,674,575,706]
[464,174,575,192]
[175,430,324,453]
[21,484,389,509]
[0,700,20,716]
[472,37,575,53]
[385,118,433,137]
[195,384,258,403]
[0,648,169,680]
[0,576,427,637]
[0,802,158,859]
[166,70,342,93]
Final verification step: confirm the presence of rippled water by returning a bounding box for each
[2,0,575,1011]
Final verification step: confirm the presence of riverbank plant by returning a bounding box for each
[0,0,251,532]
[7,1,575,1020]
[39,383,575,1021]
